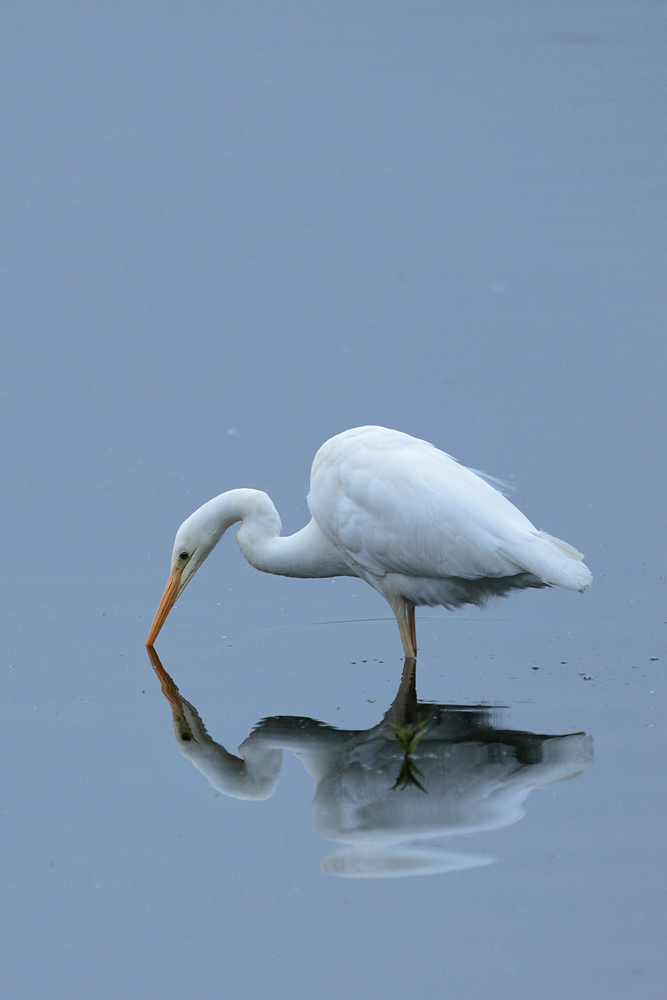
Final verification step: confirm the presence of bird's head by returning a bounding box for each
[146,501,226,646]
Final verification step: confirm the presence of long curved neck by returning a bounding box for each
[202,489,355,579]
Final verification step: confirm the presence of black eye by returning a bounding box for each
[181,733,192,741]
[179,551,189,560]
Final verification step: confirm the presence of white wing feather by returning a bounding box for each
[309,427,591,591]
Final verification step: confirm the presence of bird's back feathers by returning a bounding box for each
[309,426,591,600]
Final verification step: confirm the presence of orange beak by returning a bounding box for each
[146,567,183,646]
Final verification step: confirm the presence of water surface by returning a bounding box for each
[1,3,665,998]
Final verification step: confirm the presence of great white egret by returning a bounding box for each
[146,425,591,656]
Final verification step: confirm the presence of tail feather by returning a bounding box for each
[514,530,592,592]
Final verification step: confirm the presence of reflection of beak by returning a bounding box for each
[146,645,185,718]
[146,567,183,646]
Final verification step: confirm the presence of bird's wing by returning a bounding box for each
[309,426,591,590]
[309,427,537,581]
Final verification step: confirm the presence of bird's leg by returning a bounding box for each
[407,603,417,658]
[396,617,415,658]
[389,596,417,659]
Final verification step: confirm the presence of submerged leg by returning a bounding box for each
[396,655,417,707]
[384,657,418,728]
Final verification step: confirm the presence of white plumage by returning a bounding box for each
[147,425,591,656]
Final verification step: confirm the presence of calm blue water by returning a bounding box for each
[2,4,665,998]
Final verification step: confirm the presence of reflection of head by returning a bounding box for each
[149,650,593,878]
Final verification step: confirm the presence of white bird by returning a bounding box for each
[146,425,592,656]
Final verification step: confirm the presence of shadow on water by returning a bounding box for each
[147,650,593,879]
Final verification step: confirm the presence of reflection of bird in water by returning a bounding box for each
[148,649,593,878]
[147,425,591,657]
